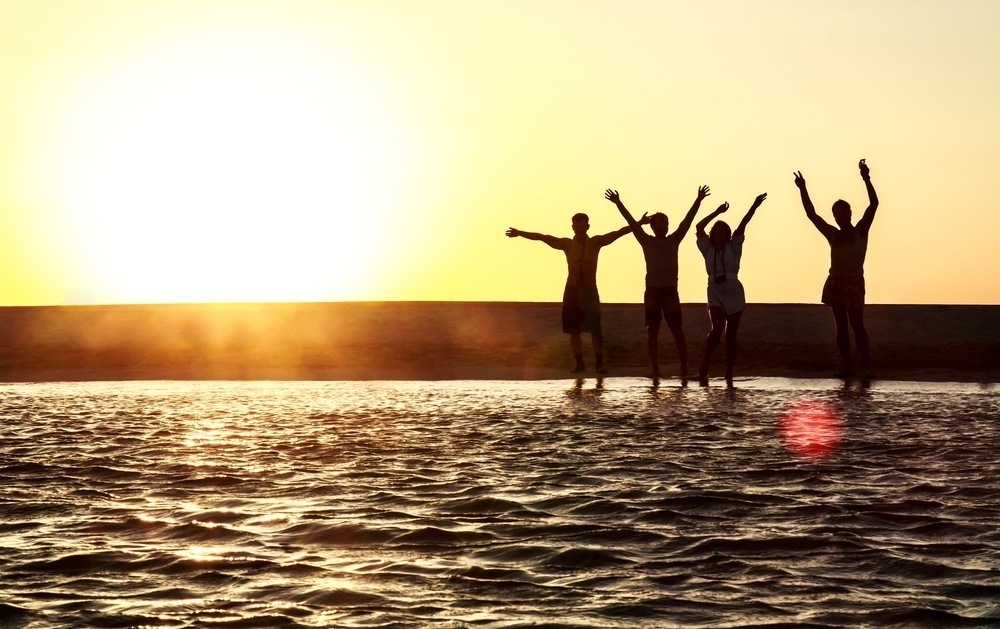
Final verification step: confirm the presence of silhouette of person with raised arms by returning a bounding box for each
[604,185,711,381]
[506,214,631,373]
[695,193,767,387]
[794,159,879,378]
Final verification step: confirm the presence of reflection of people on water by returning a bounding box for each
[506,215,630,373]
[695,193,767,386]
[795,160,879,378]
[604,186,710,381]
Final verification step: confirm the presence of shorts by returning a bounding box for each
[822,275,865,309]
[562,284,602,335]
[706,275,746,315]
[644,286,682,329]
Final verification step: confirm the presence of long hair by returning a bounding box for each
[709,221,732,248]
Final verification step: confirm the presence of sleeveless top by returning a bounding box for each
[828,229,868,278]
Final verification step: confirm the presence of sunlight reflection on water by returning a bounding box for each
[0,378,997,627]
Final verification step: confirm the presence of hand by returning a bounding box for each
[506,227,520,238]
[639,212,651,225]
[604,189,620,204]
[793,171,806,189]
[697,185,711,199]
[716,202,730,214]
[753,193,767,206]
[858,158,870,179]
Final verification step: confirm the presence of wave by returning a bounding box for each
[437,496,536,516]
[391,526,497,546]
[542,547,634,569]
[18,551,158,574]
[278,522,396,546]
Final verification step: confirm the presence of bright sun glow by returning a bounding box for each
[39,22,414,303]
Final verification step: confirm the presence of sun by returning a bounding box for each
[38,20,415,304]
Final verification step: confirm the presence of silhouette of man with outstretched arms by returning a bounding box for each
[794,159,879,378]
[604,185,711,381]
[506,214,631,373]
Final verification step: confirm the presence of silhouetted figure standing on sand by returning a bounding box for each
[695,193,767,386]
[795,159,879,378]
[604,186,710,381]
[506,215,630,373]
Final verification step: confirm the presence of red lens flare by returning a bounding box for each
[780,399,844,462]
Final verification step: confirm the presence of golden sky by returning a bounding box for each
[1,0,998,305]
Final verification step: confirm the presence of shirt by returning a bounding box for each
[697,233,745,279]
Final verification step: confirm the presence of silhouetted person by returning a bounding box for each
[604,185,710,381]
[695,193,767,386]
[506,215,630,373]
[795,159,879,378]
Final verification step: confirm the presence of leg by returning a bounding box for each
[831,306,852,376]
[699,307,726,385]
[643,289,662,379]
[673,328,688,381]
[847,306,871,375]
[562,284,585,371]
[646,323,661,379]
[570,333,584,372]
[591,333,605,373]
[665,305,687,381]
[724,310,743,385]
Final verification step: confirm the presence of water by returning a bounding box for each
[1,378,998,628]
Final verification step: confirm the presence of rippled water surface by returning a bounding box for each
[1,378,998,628]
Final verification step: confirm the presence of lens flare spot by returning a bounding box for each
[780,399,843,461]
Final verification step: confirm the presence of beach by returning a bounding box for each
[0,302,996,382]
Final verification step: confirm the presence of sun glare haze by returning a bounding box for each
[41,24,415,303]
[1,0,998,305]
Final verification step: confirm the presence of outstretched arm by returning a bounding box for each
[673,185,711,240]
[597,224,634,247]
[604,189,649,242]
[855,159,879,234]
[505,228,565,250]
[696,201,729,239]
[794,171,836,239]
[734,193,767,238]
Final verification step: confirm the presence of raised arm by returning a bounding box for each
[505,227,566,250]
[604,189,649,243]
[673,185,711,240]
[696,201,729,239]
[734,193,767,238]
[794,171,836,239]
[855,159,879,234]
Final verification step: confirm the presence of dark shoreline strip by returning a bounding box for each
[0,302,996,382]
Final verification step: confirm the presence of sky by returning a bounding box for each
[1,0,998,306]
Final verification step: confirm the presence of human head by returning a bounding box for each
[709,221,732,249]
[831,200,852,227]
[649,212,669,237]
[571,213,589,236]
